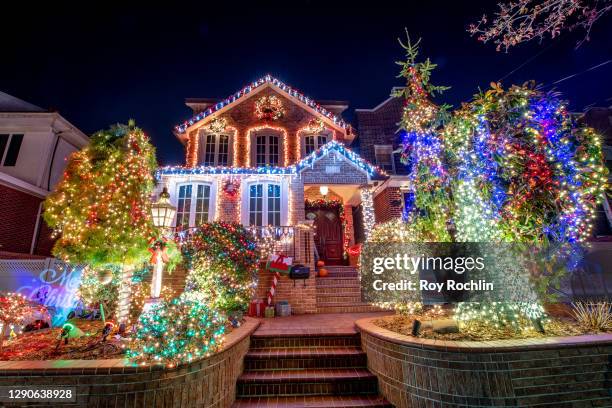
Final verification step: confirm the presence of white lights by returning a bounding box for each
[319,185,329,197]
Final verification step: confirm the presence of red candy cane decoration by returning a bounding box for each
[267,271,281,306]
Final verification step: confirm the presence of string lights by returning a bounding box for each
[174,74,350,134]
[157,140,387,179]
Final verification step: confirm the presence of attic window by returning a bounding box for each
[374,145,394,172]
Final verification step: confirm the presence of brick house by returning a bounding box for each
[355,90,410,224]
[0,91,89,257]
[156,75,391,313]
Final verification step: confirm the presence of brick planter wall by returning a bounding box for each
[0,318,259,407]
[356,317,612,407]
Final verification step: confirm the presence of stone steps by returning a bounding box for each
[232,333,391,407]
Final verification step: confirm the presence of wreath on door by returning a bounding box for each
[305,198,349,258]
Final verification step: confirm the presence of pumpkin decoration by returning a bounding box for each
[316,260,325,267]
[318,268,329,277]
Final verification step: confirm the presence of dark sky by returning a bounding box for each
[2,1,611,165]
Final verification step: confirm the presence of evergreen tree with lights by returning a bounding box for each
[44,121,158,325]
[394,33,453,242]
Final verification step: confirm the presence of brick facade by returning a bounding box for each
[300,154,369,185]
[355,95,407,175]
[373,186,403,223]
[0,183,54,256]
[185,88,350,168]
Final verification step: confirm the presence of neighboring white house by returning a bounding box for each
[0,91,89,256]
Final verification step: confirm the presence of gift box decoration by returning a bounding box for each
[248,299,264,317]
[275,301,291,317]
[264,306,275,318]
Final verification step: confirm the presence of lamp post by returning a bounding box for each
[149,187,176,299]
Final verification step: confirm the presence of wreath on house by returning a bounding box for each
[222,179,240,199]
[254,95,285,121]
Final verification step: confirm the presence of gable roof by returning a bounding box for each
[157,140,387,180]
[0,90,45,112]
[174,74,351,135]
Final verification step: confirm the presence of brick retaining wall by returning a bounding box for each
[356,317,612,407]
[0,318,259,407]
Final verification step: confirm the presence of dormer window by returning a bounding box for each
[198,132,231,166]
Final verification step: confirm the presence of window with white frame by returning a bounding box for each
[199,133,230,166]
[175,183,213,228]
[0,133,24,167]
[254,133,280,166]
[248,183,281,226]
[374,145,395,172]
[303,134,328,156]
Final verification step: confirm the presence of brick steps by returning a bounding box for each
[232,395,392,408]
[250,334,361,349]
[317,303,387,313]
[245,347,367,370]
[315,266,387,313]
[317,294,363,304]
[232,333,390,407]
[316,277,361,286]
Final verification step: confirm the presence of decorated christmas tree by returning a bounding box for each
[394,33,452,242]
[44,121,158,324]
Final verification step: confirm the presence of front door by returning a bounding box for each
[307,206,344,265]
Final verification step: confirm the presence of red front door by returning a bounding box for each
[307,206,344,265]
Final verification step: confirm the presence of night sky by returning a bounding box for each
[3,1,611,165]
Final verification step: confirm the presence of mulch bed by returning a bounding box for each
[374,305,607,342]
[0,319,126,361]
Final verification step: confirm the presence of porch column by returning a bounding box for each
[359,185,375,240]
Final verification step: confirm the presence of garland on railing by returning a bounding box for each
[305,198,349,258]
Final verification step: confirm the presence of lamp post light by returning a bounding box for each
[149,187,176,300]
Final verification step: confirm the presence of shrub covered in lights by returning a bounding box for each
[126,297,226,367]
[444,82,608,245]
[182,222,259,315]
[43,121,158,267]
[376,36,608,334]
[443,83,608,329]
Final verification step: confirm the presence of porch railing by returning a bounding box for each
[174,225,313,265]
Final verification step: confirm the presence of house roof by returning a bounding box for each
[157,140,387,180]
[174,74,351,135]
[0,90,45,112]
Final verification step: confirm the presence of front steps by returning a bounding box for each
[232,333,392,408]
[316,266,387,313]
